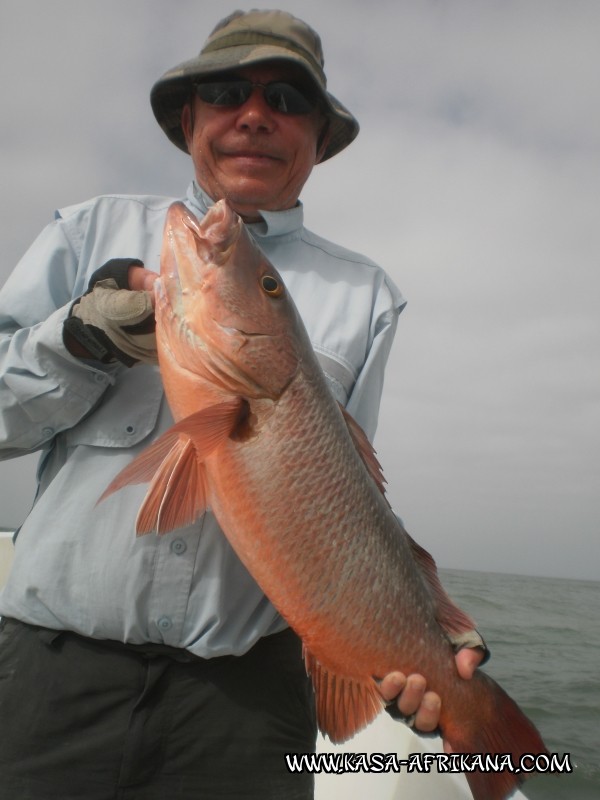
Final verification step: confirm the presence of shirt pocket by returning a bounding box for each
[64,364,164,448]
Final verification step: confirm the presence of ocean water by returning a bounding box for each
[440,568,600,800]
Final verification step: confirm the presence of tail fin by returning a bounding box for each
[442,670,549,800]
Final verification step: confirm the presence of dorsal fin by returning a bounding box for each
[337,406,475,638]
[405,530,476,635]
[340,405,388,497]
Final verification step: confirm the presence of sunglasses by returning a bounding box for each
[194,79,317,115]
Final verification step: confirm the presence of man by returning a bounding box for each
[0,10,484,799]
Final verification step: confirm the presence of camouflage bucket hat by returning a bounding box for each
[150,9,359,162]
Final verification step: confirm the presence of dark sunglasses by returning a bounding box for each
[194,79,317,115]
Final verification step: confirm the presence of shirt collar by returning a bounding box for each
[186,182,304,239]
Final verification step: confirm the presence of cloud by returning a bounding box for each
[1,0,598,579]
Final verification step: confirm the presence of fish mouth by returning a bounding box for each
[216,321,270,339]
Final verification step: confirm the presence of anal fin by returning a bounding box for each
[304,648,384,743]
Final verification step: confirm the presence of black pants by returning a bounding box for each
[0,618,316,799]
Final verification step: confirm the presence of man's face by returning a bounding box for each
[181,63,329,221]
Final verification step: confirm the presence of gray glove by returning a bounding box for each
[63,259,157,367]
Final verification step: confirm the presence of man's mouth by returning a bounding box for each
[222,148,283,164]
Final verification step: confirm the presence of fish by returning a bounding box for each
[101,200,549,800]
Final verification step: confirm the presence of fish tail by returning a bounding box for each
[441,670,549,800]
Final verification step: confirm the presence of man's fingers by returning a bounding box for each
[378,671,407,703]
[396,673,426,717]
[128,265,159,294]
[379,645,484,735]
[380,672,442,732]
[413,691,441,733]
[378,672,429,715]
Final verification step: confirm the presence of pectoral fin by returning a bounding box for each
[99,398,244,535]
[135,436,205,535]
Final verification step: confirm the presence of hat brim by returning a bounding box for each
[150,44,359,162]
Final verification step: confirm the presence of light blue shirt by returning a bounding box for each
[0,182,405,657]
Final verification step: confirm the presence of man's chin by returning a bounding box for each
[215,186,281,221]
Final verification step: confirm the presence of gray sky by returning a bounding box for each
[1,0,599,581]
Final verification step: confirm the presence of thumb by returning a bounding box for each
[128,265,159,295]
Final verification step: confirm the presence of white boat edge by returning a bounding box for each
[316,718,475,799]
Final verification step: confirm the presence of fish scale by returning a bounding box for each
[102,199,550,800]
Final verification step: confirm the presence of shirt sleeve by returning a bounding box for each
[344,274,406,442]
[0,217,116,459]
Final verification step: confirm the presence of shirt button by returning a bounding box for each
[170,539,187,555]
[93,373,106,383]
[41,426,54,439]
[157,616,172,631]
[125,424,135,435]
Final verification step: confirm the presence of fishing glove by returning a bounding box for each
[63,258,157,367]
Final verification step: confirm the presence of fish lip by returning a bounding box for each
[215,320,269,338]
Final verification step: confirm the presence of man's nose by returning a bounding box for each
[234,88,276,133]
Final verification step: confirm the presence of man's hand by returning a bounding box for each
[64,259,160,366]
[379,646,485,733]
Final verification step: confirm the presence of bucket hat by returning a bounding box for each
[150,9,359,162]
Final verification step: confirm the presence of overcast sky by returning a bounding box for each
[1,0,598,581]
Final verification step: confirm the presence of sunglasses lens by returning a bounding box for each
[195,80,315,115]
[195,81,251,107]
[263,83,315,114]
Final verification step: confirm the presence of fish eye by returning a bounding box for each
[260,275,283,297]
